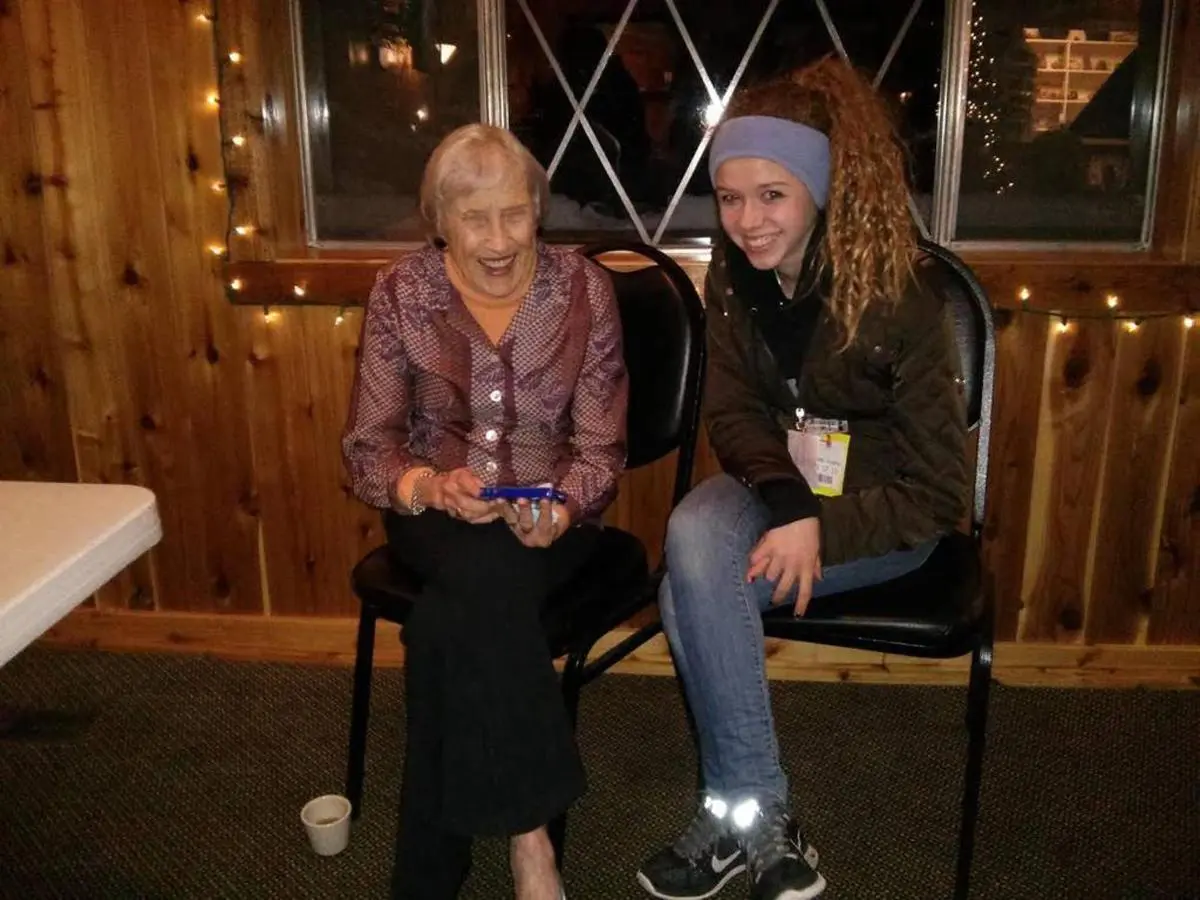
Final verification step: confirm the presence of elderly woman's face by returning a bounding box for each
[442,152,537,299]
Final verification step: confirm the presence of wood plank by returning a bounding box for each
[248,306,376,616]
[132,0,263,612]
[1149,327,1200,642]
[39,609,1200,688]
[1086,318,1187,643]
[216,0,306,260]
[983,311,1048,640]
[22,0,159,610]
[214,0,274,262]
[298,304,382,613]
[245,306,312,614]
[73,0,214,613]
[1019,320,1119,642]
[0,0,76,483]
[223,258,1200,316]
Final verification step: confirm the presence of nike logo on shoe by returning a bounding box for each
[710,850,741,874]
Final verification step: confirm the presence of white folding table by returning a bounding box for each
[0,481,162,669]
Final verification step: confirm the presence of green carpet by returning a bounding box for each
[0,649,1197,899]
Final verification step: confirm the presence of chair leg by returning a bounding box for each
[345,606,379,820]
[560,648,588,731]
[955,619,994,900]
[549,648,588,869]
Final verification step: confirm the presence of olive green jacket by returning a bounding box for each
[703,240,971,566]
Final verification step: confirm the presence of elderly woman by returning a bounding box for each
[342,124,628,900]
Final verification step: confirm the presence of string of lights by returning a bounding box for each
[204,1,354,327]
[1006,286,1195,335]
[967,6,1012,196]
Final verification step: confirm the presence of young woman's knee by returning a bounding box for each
[665,474,755,564]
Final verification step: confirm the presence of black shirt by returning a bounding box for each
[724,232,828,527]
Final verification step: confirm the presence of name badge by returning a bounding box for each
[786,412,851,497]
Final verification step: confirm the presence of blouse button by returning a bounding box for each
[490,389,502,403]
[485,429,499,442]
[485,460,498,474]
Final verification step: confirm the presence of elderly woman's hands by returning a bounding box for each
[421,468,502,524]
[500,500,571,548]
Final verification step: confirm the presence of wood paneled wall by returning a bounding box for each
[2,0,1199,683]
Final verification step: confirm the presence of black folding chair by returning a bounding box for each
[343,241,706,863]
[758,238,997,900]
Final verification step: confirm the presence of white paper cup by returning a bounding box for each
[301,794,351,856]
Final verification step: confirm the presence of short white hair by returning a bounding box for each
[419,124,550,239]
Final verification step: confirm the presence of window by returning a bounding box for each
[952,0,1168,242]
[297,0,481,241]
[506,0,943,243]
[294,0,1170,248]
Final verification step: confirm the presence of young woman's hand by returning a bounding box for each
[746,517,823,616]
[422,468,501,524]
[500,500,570,548]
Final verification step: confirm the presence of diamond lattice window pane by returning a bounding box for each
[508,0,652,239]
[507,0,945,243]
[821,0,945,229]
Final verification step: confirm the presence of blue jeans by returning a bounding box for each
[659,474,938,805]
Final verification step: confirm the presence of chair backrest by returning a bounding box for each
[913,239,997,532]
[579,242,707,509]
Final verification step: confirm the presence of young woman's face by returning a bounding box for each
[714,157,820,277]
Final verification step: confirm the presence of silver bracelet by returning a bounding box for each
[408,469,437,515]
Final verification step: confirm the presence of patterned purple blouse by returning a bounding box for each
[342,243,628,522]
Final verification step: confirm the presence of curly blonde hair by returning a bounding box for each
[724,56,916,347]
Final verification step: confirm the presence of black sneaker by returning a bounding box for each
[744,803,825,900]
[636,801,745,899]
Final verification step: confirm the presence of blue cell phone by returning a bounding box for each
[479,485,567,504]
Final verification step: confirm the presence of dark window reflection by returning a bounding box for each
[299,0,480,241]
[507,0,944,241]
[956,0,1163,242]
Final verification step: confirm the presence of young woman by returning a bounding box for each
[637,58,969,900]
